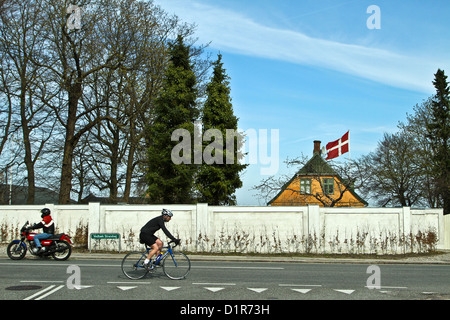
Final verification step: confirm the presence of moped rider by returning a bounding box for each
[29,208,55,253]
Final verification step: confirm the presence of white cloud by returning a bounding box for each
[156,0,448,94]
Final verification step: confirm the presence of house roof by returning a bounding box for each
[80,193,147,204]
[0,184,63,205]
[297,152,335,176]
[267,150,367,206]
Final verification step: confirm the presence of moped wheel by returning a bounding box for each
[7,241,27,260]
[52,241,72,261]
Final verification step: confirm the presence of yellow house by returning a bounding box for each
[268,141,367,207]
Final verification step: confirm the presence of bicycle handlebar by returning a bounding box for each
[168,240,181,248]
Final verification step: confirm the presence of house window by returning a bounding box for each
[322,178,334,195]
[300,179,311,194]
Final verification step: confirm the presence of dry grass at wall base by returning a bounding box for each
[176,227,439,255]
[1,221,438,255]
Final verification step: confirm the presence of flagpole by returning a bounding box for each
[348,130,351,176]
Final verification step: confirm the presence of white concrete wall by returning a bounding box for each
[0,203,445,254]
[444,213,450,250]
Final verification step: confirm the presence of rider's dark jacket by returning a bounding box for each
[32,215,55,234]
[140,215,176,241]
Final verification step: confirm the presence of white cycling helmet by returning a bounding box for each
[162,209,173,217]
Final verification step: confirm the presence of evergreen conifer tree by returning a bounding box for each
[145,35,199,204]
[427,69,450,214]
[196,54,247,205]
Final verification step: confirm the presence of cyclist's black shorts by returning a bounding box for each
[139,232,158,247]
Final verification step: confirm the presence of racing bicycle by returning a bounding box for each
[121,240,190,280]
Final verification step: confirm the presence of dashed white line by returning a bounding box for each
[279,284,322,287]
[194,266,284,270]
[107,281,152,284]
[364,285,408,289]
[21,280,64,283]
[192,282,236,286]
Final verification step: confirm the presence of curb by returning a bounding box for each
[2,246,450,265]
[68,252,450,265]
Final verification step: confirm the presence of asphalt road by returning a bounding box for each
[1,257,449,302]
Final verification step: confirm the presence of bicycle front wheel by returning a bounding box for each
[162,251,191,280]
[121,251,149,280]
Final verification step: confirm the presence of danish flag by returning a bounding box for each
[326,131,349,160]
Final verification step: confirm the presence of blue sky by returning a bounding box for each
[154,0,450,205]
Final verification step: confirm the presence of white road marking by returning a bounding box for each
[192,282,236,286]
[23,285,64,300]
[292,288,312,294]
[107,281,152,284]
[161,286,181,291]
[204,287,225,292]
[73,285,92,290]
[118,286,137,291]
[279,284,322,287]
[21,280,64,283]
[194,266,284,270]
[334,289,355,295]
[365,285,408,289]
[248,288,268,293]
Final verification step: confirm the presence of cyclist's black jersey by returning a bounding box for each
[140,215,176,241]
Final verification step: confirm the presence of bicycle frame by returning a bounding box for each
[144,244,175,266]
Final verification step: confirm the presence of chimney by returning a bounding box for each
[313,140,321,155]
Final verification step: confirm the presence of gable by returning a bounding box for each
[267,153,367,207]
[297,153,335,175]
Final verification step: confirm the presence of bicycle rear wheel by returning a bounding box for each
[162,251,191,280]
[121,251,149,280]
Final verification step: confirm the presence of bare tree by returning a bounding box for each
[35,0,133,203]
[0,0,57,203]
[355,132,424,207]
[0,0,209,204]
[0,56,14,160]
[0,0,11,16]
[74,2,210,203]
[72,1,198,203]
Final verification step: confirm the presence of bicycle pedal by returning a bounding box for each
[144,263,154,270]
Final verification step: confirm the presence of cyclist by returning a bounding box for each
[139,209,180,269]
